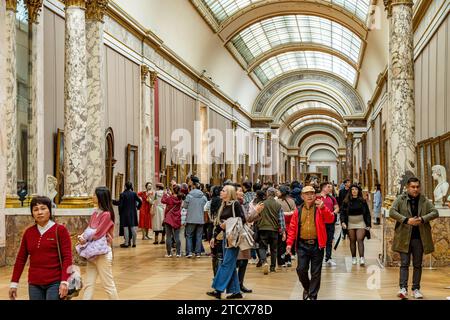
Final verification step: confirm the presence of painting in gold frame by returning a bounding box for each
[54,129,64,204]
[126,144,138,189]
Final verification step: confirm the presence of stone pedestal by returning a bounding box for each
[383,208,450,267]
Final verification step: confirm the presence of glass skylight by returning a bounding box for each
[253,51,357,85]
[231,15,362,64]
[201,0,370,24]
[290,118,344,132]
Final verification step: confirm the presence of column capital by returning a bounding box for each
[141,65,149,82]
[6,0,17,11]
[64,0,86,9]
[231,120,238,130]
[25,0,43,24]
[149,71,158,88]
[383,0,414,17]
[86,0,108,22]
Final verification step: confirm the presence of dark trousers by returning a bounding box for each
[400,238,424,290]
[277,233,290,266]
[296,241,324,299]
[325,223,335,261]
[28,282,60,300]
[237,259,248,288]
[258,230,279,269]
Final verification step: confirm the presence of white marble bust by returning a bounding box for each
[432,165,449,207]
[45,175,58,205]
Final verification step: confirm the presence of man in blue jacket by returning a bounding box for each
[183,176,208,258]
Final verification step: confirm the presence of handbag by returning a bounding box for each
[75,227,111,260]
[224,201,243,248]
[55,225,83,300]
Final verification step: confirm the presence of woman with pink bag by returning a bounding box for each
[78,186,119,300]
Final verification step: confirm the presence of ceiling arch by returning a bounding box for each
[289,124,345,147]
[300,135,339,157]
[307,145,339,158]
[288,115,343,131]
[253,71,364,115]
[272,93,349,122]
[279,102,345,124]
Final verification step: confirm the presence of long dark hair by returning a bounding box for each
[343,184,364,205]
[95,186,115,223]
[172,184,185,201]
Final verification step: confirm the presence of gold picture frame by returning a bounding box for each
[126,144,138,189]
[54,129,64,204]
[114,173,124,199]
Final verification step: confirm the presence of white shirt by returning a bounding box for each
[10,220,68,289]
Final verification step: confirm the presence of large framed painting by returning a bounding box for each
[114,173,124,199]
[126,144,138,189]
[54,129,64,204]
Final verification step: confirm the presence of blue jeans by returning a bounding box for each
[28,282,60,300]
[165,224,181,255]
[212,239,240,294]
[186,223,204,255]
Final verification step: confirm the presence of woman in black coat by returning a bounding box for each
[113,181,142,248]
[340,184,371,266]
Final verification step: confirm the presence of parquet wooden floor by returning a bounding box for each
[1,225,449,300]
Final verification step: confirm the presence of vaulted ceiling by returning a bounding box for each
[192,0,374,160]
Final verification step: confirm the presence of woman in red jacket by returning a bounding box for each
[9,196,73,300]
[138,182,154,240]
[161,184,184,257]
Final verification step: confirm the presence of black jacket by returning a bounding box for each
[113,190,142,228]
[340,197,371,239]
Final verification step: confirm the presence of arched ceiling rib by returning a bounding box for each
[253,71,365,115]
[279,101,345,123]
[300,135,340,157]
[307,145,339,158]
[289,124,345,147]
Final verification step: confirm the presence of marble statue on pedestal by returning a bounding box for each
[45,175,58,208]
[431,165,449,208]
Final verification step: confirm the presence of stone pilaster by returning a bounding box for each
[149,71,157,185]
[61,0,91,207]
[85,0,107,194]
[141,65,152,187]
[385,0,416,195]
[26,0,44,196]
[345,132,354,181]
[1,0,8,251]
[4,0,18,206]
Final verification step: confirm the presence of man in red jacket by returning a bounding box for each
[286,186,335,300]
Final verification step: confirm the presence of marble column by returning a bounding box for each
[85,0,107,194]
[345,132,354,181]
[26,0,44,196]
[4,0,19,206]
[61,0,90,206]
[385,0,416,195]
[1,0,8,255]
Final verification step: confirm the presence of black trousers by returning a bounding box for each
[400,238,423,290]
[277,233,291,266]
[237,259,248,288]
[325,223,335,261]
[258,230,279,269]
[296,241,324,299]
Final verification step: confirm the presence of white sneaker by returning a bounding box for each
[176,254,181,258]
[327,259,337,267]
[186,254,193,258]
[165,254,173,258]
[413,289,423,299]
[359,257,365,266]
[397,288,408,300]
[286,261,292,267]
[249,258,257,265]
[352,257,357,265]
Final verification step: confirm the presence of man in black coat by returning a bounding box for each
[113,181,142,248]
